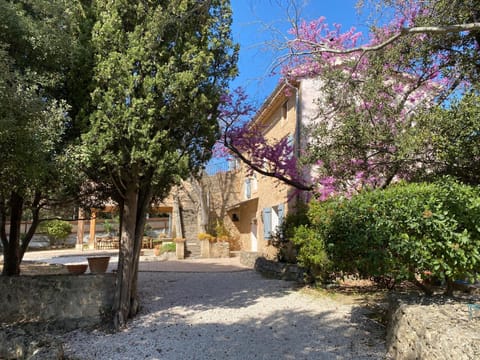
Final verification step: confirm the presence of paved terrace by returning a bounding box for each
[18,249,251,273]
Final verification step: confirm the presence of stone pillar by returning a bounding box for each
[76,208,85,250]
[200,239,210,258]
[89,209,97,250]
[175,238,185,260]
[172,196,183,239]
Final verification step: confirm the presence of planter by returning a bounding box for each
[65,264,88,275]
[87,256,111,274]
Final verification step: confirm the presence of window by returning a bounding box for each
[252,174,258,193]
[262,203,285,240]
[244,178,251,199]
[282,101,288,121]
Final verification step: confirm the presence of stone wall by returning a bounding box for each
[210,242,230,258]
[386,297,480,359]
[240,251,259,268]
[0,274,115,330]
[253,257,305,282]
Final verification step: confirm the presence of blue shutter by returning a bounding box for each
[263,207,272,240]
[287,134,294,159]
[277,203,285,226]
[245,178,251,199]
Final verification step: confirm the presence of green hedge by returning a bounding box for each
[294,178,480,294]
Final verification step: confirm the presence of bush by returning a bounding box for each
[272,203,310,263]
[299,178,480,294]
[292,225,330,281]
[41,220,72,246]
[160,242,176,253]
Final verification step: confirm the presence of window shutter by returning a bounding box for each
[245,178,251,199]
[277,203,285,226]
[263,207,272,240]
[287,134,294,159]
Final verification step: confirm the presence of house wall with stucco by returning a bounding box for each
[227,84,302,258]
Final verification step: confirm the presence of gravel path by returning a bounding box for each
[61,271,386,359]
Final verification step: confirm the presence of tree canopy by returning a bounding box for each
[0,0,90,275]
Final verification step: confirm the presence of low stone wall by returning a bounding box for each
[386,296,480,359]
[239,251,259,268]
[211,242,230,258]
[254,257,305,282]
[0,274,115,330]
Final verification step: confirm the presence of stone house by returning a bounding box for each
[223,79,322,259]
[152,78,323,259]
[73,79,322,259]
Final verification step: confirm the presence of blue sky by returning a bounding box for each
[230,0,367,105]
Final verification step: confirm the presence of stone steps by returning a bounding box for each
[185,241,201,258]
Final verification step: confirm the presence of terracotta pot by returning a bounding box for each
[87,256,111,274]
[66,264,88,275]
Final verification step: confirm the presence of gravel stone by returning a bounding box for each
[61,271,386,359]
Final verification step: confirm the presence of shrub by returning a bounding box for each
[41,220,72,246]
[292,225,330,281]
[161,242,176,253]
[299,178,480,294]
[198,232,215,242]
[272,203,310,263]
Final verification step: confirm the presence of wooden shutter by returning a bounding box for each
[263,207,272,240]
[245,178,251,199]
[277,203,285,226]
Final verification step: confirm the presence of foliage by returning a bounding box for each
[411,92,480,185]
[291,225,330,281]
[198,233,215,241]
[103,219,119,235]
[300,178,480,294]
[83,0,238,327]
[271,203,310,263]
[0,0,92,275]
[41,220,73,246]
[221,0,480,198]
[214,220,230,239]
[157,242,176,254]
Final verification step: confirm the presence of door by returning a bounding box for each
[250,219,258,252]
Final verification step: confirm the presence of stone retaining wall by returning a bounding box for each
[211,242,230,258]
[253,257,304,282]
[386,297,480,359]
[239,251,259,268]
[0,274,115,330]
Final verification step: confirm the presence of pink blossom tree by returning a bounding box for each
[219,0,480,199]
[217,87,312,191]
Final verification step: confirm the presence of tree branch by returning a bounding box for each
[223,134,313,192]
[289,23,480,55]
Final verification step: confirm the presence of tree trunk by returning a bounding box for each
[19,191,42,262]
[2,192,24,276]
[113,182,139,329]
[129,184,152,318]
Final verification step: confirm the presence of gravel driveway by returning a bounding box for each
[62,270,386,359]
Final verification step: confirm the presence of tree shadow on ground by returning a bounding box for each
[137,270,301,312]
[61,271,386,359]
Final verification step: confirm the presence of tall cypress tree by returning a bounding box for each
[84,0,238,328]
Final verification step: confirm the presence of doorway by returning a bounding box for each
[250,219,258,252]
